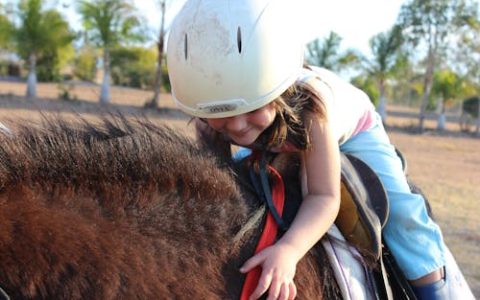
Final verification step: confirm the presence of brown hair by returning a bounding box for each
[255,79,326,151]
[194,73,327,154]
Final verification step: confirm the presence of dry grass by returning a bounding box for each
[387,127,480,295]
[1,80,479,297]
[0,80,192,134]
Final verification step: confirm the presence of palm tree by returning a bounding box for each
[145,0,167,109]
[365,25,403,121]
[306,32,342,70]
[0,5,13,51]
[14,0,73,99]
[431,70,463,130]
[78,0,144,104]
[455,0,480,136]
[397,0,458,132]
[305,32,361,74]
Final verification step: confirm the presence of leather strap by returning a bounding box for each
[248,152,288,231]
[241,153,286,300]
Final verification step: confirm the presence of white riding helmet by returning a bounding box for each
[167,0,305,118]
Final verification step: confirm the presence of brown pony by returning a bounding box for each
[0,117,341,299]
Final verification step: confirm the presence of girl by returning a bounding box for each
[166,0,472,299]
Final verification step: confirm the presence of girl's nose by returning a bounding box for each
[224,115,247,132]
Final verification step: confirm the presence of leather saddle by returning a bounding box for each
[241,149,413,299]
[336,152,417,300]
[241,150,391,260]
[336,153,389,260]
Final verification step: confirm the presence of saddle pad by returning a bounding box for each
[321,224,377,300]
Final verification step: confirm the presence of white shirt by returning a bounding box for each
[298,67,377,145]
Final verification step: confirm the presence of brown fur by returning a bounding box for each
[0,117,340,299]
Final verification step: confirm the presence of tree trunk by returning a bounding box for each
[419,45,436,133]
[377,79,387,122]
[436,98,446,131]
[476,98,480,137]
[100,49,110,104]
[145,0,166,109]
[146,43,164,109]
[26,53,37,100]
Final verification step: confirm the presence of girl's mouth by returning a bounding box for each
[230,128,251,138]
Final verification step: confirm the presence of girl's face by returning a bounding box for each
[206,102,277,146]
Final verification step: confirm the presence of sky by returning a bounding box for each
[35,0,405,56]
[132,0,406,56]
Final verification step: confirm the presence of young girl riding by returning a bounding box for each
[166,0,473,299]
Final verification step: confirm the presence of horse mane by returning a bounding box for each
[0,116,340,299]
[0,116,253,299]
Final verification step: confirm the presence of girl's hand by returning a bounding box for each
[240,244,300,300]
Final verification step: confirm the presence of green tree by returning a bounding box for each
[431,69,464,130]
[388,52,420,107]
[74,46,97,82]
[0,5,14,50]
[364,25,404,121]
[0,4,14,76]
[351,75,380,107]
[305,31,361,74]
[78,0,145,104]
[110,46,156,88]
[397,0,460,132]
[454,0,480,135]
[36,39,75,81]
[306,32,342,70]
[145,0,168,109]
[460,96,479,132]
[13,0,74,98]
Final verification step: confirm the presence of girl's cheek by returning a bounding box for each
[206,119,224,132]
[249,107,274,126]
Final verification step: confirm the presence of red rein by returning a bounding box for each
[240,165,285,300]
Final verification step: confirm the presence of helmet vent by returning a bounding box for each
[237,26,242,53]
[184,33,188,60]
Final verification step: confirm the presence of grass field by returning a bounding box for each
[1,80,479,297]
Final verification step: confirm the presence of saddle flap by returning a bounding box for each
[335,153,389,260]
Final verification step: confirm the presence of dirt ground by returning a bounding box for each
[1,80,479,297]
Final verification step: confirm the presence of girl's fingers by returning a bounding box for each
[249,271,273,300]
[288,282,297,300]
[277,282,290,300]
[266,278,281,300]
[240,252,265,273]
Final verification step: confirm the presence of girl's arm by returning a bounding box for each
[240,114,341,300]
[279,113,341,259]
